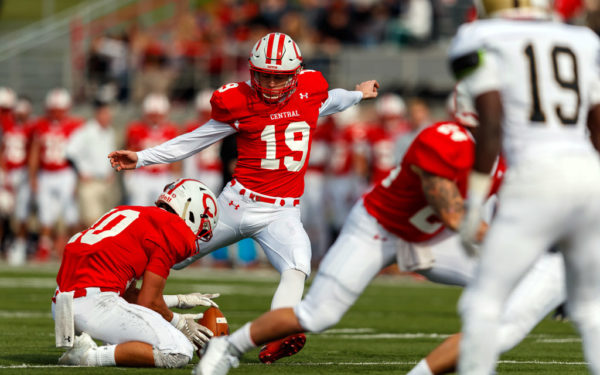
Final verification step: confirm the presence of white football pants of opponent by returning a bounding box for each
[459,155,600,375]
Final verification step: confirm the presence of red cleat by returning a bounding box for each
[258,333,306,364]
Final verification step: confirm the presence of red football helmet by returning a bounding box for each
[249,32,303,104]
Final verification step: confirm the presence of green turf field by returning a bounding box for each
[0,263,587,374]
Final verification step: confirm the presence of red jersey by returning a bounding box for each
[363,121,504,243]
[210,69,329,198]
[366,125,396,184]
[126,121,179,174]
[185,122,222,172]
[1,117,33,171]
[57,206,197,294]
[32,117,82,171]
[328,123,368,176]
[307,117,334,173]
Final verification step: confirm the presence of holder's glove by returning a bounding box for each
[170,313,213,350]
[163,293,220,309]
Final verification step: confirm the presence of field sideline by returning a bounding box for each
[0,263,587,374]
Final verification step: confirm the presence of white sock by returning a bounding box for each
[228,322,256,355]
[84,345,117,366]
[407,359,434,375]
[271,269,306,309]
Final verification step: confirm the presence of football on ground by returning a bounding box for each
[197,306,229,356]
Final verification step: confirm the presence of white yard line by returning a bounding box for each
[0,360,588,369]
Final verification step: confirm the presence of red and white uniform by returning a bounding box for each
[53,206,196,360]
[326,122,369,232]
[32,116,83,226]
[365,122,474,242]
[292,121,566,353]
[365,125,397,185]
[136,73,364,303]
[302,117,333,262]
[1,117,33,221]
[57,206,196,293]
[182,122,223,194]
[124,122,179,206]
[210,70,329,197]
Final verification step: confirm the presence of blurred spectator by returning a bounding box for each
[66,98,117,228]
[131,41,174,103]
[398,0,434,45]
[394,97,432,162]
[100,33,131,102]
[256,0,290,28]
[29,88,83,261]
[318,0,357,44]
[87,37,112,93]
[123,93,180,206]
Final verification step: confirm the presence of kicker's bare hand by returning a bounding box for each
[108,150,138,171]
[356,80,380,100]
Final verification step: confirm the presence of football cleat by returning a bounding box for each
[193,337,240,375]
[58,332,97,365]
[258,333,306,364]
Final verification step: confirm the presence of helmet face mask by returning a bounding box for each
[249,33,303,104]
[156,179,218,241]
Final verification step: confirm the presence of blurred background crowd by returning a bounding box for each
[0,0,594,268]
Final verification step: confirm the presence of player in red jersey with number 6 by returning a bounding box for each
[109,32,379,362]
[53,179,220,368]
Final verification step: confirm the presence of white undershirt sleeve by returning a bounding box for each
[319,89,363,117]
[136,119,237,168]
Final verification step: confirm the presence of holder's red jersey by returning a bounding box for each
[363,121,504,243]
[126,121,180,174]
[1,118,33,171]
[210,70,329,197]
[57,206,197,294]
[32,117,83,171]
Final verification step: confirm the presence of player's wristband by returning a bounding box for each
[163,294,179,308]
[467,171,492,205]
[169,312,181,327]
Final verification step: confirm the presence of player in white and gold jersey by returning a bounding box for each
[451,0,600,374]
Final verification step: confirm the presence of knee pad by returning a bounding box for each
[152,350,190,368]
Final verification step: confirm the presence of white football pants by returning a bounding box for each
[51,290,193,359]
[459,154,600,375]
[37,168,78,227]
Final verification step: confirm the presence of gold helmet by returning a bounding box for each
[476,0,552,18]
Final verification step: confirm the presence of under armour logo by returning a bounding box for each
[299,93,309,99]
[64,336,71,343]
[229,201,240,210]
